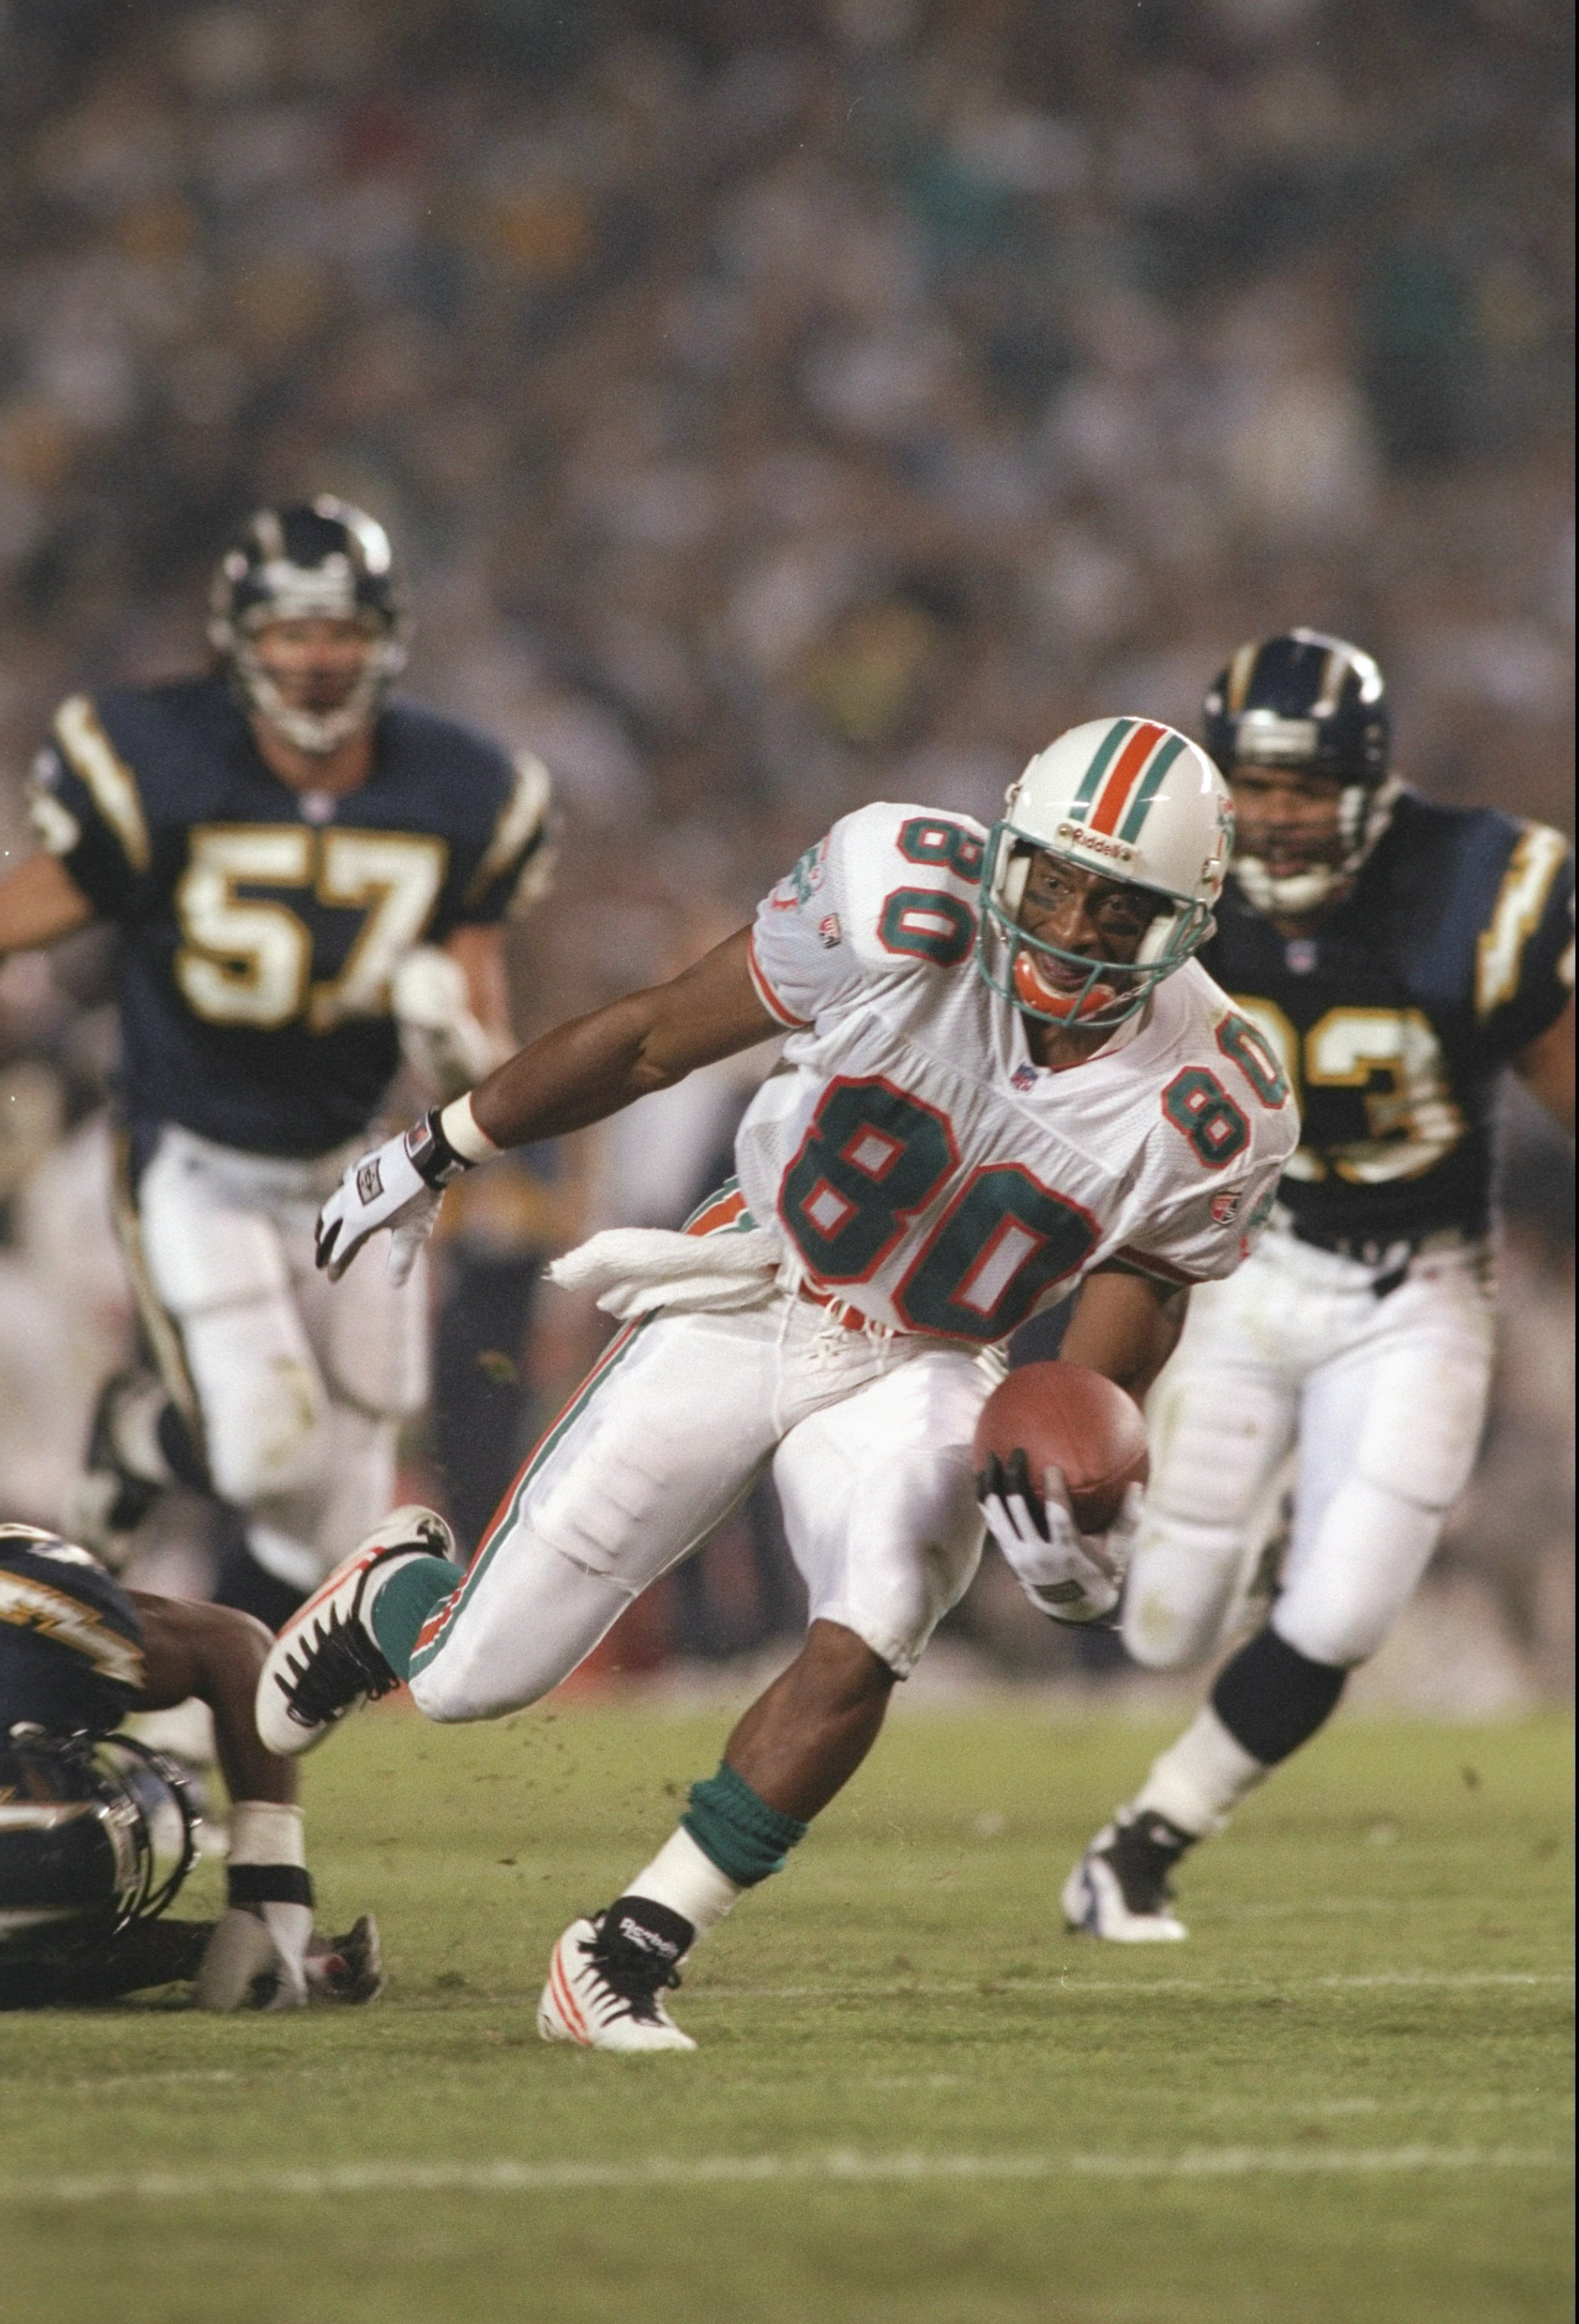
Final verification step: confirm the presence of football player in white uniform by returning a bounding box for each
[257,716,1296,2049]
[1065,634,1574,1942]
[0,501,552,1623]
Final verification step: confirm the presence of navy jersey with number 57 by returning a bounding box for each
[1200,791,1574,1247]
[28,676,550,1157]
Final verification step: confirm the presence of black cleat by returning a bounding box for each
[1062,1809,1196,1941]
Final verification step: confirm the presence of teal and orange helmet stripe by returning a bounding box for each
[1065,719,1190,847]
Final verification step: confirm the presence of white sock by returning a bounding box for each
[1133,1704,1269,1838]
[626,1826,743,1937]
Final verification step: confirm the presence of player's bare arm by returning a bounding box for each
[129,1592,295,1809]
[1058,1266,1189,1404]
[1515,990,1574,1136]
[0,850,95,956]
[471,928,774,1144]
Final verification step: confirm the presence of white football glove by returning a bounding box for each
[192,1901,312,2012]
[315,1111,472,1285]
[391,946,511,1104]
[977,1449,1141,1625]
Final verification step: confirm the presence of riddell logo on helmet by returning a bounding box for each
[1058,821,1135,865]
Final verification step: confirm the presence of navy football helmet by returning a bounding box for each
[0,1726,197,1961]
[208,497,409,754]
[1203,630,1397,915]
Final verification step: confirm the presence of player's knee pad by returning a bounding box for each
[320,1245,430,1418]
[1274,1476,1443,1668]
[1122,1514,1250,1671]
[1146,1362,1293,1534]
[1349,1341,1491,1515]
[310,1405,399,1569]
[181,1303,332,1507]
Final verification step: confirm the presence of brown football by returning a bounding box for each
[972,1359,1149,1534]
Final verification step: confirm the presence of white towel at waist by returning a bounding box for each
[545,1225,785,1320]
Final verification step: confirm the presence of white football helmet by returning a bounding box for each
[978,716,1233,1028]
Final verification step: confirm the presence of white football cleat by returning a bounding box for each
[1062,1810,1193,1942]
[255,1506,454,1756]
[538,1914,697,2053]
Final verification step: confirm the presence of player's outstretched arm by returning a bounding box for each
[1515,992,1574,1137]
[0,853,95,958]
[317,928,777,1278]
[468,925,776,1147]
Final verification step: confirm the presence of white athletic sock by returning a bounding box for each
[626,1825,743,1937]
[1132,1704,1270,1839]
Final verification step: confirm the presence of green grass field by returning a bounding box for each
[3,1701,1571,2324]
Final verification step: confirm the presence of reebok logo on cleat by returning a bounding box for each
[616,1914,682,1963]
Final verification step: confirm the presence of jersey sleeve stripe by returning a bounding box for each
[1474,824,1570,1019]
[51,696,151,874]
[747,934,812,1030]
[460,752,552,909]
[1108,1242,1203,1287]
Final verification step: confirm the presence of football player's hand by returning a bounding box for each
[315,1121,446,1285]
[192,1902,312,2012]
[391,946,510,1103]
[976,1450,1139,1625]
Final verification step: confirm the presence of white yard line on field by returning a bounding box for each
[1,2146,1569,2206]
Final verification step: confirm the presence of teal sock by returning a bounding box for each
[680,1761,809,1888]
[369,1556,463,1678]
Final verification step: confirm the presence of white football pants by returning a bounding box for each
[406,1293,993,1720]
[1122,1229,1496,1673]
[126,1124,429,1593]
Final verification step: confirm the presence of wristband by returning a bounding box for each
[227,1862,315,1909]
[403,1108,475,1188]
[226,1800,312,1909]
[228,1800,306,1866]
[439,1092,502,1164]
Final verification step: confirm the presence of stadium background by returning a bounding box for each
[0,0,1571,1694]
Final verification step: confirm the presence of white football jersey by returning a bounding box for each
[734,803,1298,1344]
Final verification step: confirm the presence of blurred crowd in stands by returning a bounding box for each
[0,0,1571,1686]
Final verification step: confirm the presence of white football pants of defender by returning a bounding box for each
[1122,1229,1496,1673]
[129,1125,429,1595]
[406,1294,991,1721]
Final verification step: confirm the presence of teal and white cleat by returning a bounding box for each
[254,1506,453,1756]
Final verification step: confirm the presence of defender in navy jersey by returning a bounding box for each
[1068,631,1573,1942]
[0,501,553,1618]
[0,1524,381,2009]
